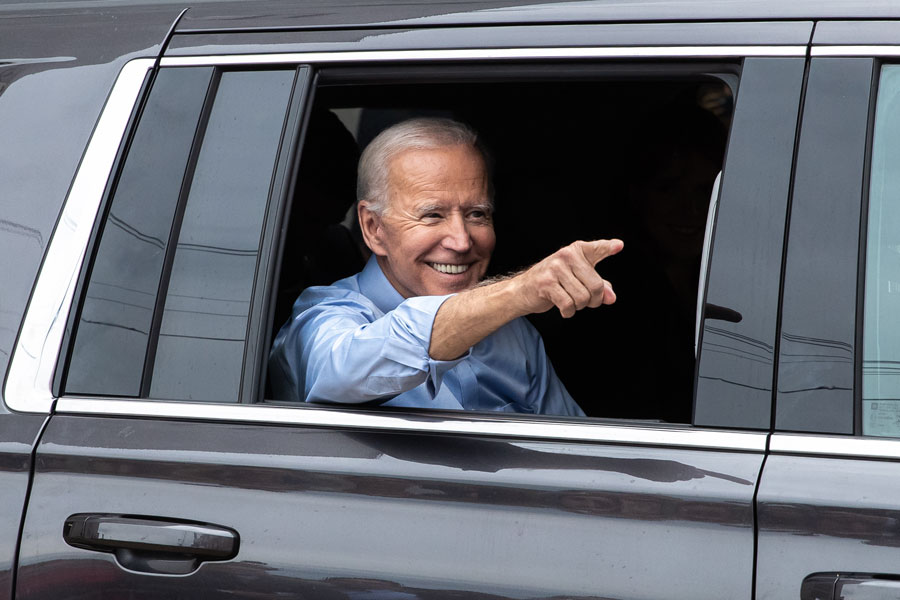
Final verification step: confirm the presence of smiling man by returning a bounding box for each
[268,118,622,415]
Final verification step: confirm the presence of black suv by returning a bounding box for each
[3,1,900,598]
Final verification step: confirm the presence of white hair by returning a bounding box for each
[357,117,491,216]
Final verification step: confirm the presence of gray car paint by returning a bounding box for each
[2,1,900,599]
[0,7,179,599]
[11,17,797,600]
[17,416,763,599]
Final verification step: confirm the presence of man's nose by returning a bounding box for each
[441,214,473,253]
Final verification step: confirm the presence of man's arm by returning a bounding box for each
[270,292,463,404]
[429,239,623,360]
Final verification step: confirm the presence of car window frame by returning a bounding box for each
[3,43,810,452]
[53,63,305,405]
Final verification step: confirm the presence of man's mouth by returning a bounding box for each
[429,262,470,275]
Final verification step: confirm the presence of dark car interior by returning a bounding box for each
[271,64,734,423]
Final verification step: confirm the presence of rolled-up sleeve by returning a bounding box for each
[269,292,466,404]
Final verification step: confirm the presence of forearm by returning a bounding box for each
[429,276,527,360]
[428,238,623,361]
[278,296,462,403]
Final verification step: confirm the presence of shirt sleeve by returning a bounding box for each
[269,293,466,404]
[520,322,586,417]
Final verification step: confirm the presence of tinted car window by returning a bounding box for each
[694,57,805,430]
[863,64,900,436]
[775,58,873,434]
[149,69,294,402]
[66,67,213,397]
[66,67,294,402]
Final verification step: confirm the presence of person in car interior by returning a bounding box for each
[268,117,622,415]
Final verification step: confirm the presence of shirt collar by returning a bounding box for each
[358,255,405,314]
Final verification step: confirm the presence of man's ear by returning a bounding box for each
[358,201,387,257]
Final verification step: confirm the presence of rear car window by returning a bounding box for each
[863,64,900,436]
[65,67,295,402]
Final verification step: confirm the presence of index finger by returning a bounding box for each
[580,239,624,266]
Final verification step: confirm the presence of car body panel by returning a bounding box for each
[171,0,900,30]
[757,41,900,600]
[776,56,873,435]
[165,21,813,57]
[0,5,179,386]
[757,448,900,600]
[6,10,806,596]
[0,413,47,600]
[814,20,900,46]
[0,8,177,599]
[17,414,764,599]
[694,56,806,429]
[3,2,900,599]
[12,18,794,597]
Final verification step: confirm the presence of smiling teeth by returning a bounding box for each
[431,263,469,274]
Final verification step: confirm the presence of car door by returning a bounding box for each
[756,21,900,600]
[9,15,807,600]
[0,7,182,600]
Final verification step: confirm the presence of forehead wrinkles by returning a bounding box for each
[386,147,489,212]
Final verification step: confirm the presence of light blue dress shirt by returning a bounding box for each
[268,256,584,416]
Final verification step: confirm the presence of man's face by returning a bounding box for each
[359,144,496,298]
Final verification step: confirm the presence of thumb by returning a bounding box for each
[582,239,624,266]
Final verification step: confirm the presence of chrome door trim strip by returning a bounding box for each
[160,46,807,67]
[55,396,767,451]
[770,433,900,459]
[3,58,154,415]
[812,45,900,57]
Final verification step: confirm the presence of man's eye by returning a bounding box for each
[422,213,442,220]
[468,210,490,220]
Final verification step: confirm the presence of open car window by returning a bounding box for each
[268,68,734,423]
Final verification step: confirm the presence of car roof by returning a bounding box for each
[4,0,900,30]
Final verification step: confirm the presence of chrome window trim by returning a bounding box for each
[812,45,900,57]
[55,397,767,451]
[3,58,155,415]
[771,433,900,459]
[160,46,806,67]
[695,170,721,356]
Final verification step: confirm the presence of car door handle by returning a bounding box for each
[64,514,239,575]
[802,572,900,600]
